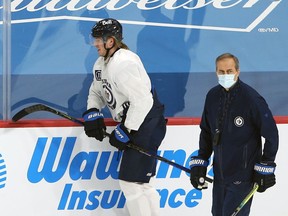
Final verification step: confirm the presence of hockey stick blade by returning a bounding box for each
[12,103,213,183]
[12,97,71,114]
[12,103,83,125]
[231,183,259,216]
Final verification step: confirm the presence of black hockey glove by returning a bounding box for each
[109,124,131,151]
[82,108,106,141]
[253,162,276,193]
[189,156,209,190]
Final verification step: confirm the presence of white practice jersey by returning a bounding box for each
[87,48,153,131]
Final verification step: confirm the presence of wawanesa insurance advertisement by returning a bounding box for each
[0,124,287,215]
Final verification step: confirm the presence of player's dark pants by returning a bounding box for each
[212,181,254,216]
[119,91,166,183]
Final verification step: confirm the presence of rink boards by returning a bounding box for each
[0,121,287,215]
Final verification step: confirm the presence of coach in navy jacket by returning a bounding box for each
[189,53,279,216]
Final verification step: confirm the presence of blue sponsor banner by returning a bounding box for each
[0,0,287,118]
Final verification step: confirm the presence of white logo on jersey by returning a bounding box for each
[234,116,244,127]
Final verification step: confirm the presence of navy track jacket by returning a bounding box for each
[198,79,279,183]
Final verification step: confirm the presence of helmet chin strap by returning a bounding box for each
[103,44,111,60]
[100,36,109,60]
[103,37,117,60]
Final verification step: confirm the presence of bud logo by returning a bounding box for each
[0,0,282,32]
[0,154,7,189]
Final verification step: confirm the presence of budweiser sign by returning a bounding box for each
[0,0,282,32]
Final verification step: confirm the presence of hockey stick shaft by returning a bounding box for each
[12,103,213,183]
[106,132,212,183]
[231,183,259,216]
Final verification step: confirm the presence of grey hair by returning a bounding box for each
[216,53,240,70]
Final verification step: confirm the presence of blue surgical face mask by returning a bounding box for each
[218,74,236,89]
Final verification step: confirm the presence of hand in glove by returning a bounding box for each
[82,108,106,141]
[109,124,131,150]
[253,162,276,193]
[189,156,209,190]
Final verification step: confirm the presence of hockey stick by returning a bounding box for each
[12,97,71,114]
[12,103,213,183]
[12,103,84,125]
[231,183,259,216]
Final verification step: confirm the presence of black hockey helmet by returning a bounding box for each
[91,18,123,41]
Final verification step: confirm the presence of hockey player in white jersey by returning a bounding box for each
[82,18,167,216]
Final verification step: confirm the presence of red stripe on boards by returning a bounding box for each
[0,116,287,128]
